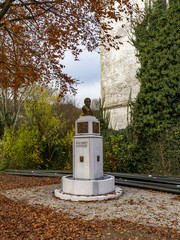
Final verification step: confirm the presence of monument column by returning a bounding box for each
[73,115,103,180]
[55,98,122,201]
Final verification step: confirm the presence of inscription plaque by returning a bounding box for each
[97,156,100,162]
[80,156,84,162]
[93,122,99,133]
[77,122,88,133]
[76,141,88,148]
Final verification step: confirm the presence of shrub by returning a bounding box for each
[131,0,180,136]
[116,0,180,176]
[0,86,73,170]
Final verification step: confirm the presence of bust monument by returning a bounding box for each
[82,97,93,116]
[54,97,122,201]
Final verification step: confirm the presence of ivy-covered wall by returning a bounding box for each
[131,0,180,136]
[101,0,180,176]
[125,0,180,175]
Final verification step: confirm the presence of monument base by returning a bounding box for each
[54,186,122,201]
[54,174,122,201]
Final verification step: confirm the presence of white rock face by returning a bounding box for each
[101,0,145,129]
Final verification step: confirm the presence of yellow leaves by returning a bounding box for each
[42,135,46,142]
[1,84,69,169]
[64,162,72,170]
[54,93,60,100]
[30,145,42,165]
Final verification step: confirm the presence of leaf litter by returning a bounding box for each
[0,173,180,240]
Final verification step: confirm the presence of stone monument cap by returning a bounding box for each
[75,116,100,136]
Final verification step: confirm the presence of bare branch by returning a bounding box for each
[19,0,39,26]
[0,0,14,21]
[10,1,56,7]
[4,26,18,62]
[0,12,43,27]
[0,1,57,27]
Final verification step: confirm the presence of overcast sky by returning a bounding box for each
[62,49,101,107]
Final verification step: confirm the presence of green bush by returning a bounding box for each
[51,126,75,170]
[131,0,180,136]
[136,123,180,175]
[112,0,180,176]
[1,125,43,169]
[0,86,74,170]
[101,1,180,176]
[102,127,139,173]
[101,123,180,175]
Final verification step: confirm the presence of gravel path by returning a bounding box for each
[2,184,180,232]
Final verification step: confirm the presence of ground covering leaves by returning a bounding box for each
[0,173,179,240]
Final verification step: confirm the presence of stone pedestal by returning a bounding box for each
[55,115,122,201]
[73,135,103,179]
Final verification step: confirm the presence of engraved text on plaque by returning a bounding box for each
[77,122,88,133]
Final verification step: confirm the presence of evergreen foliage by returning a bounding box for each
[131,0,180,136]
[102,0,180,176]
[126,0,180,175]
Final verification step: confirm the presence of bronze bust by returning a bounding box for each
[82,98,93,116]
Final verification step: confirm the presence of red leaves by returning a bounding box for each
[0,1,96,93]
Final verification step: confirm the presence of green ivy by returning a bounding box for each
[124,0,180,175]
[131,0,180,136]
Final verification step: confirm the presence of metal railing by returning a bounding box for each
[4,169,180,194]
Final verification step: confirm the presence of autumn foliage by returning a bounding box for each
[0,0,140,96]
[0,173,180,240]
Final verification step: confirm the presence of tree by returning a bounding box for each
[0,0,140,95]
[0,1,141,132]
[0,85,68,170]
[0,88,21,129]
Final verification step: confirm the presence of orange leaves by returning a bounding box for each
[1,173,180,240]
[0,0,141,95]
[128,198,136,205]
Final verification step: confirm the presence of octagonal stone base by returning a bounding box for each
[54,174,122,201]
[62,174,115,195]
[54,186,122,201]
